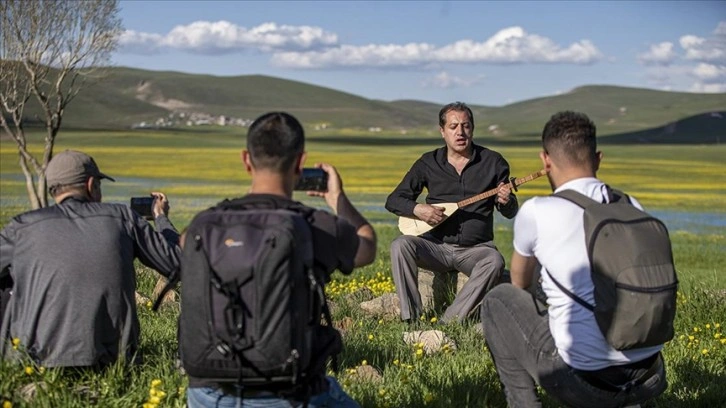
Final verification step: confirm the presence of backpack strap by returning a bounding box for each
[549,187,618,313]
[543,269,594,312]
[554,186,631,206]
[553,189,599,208]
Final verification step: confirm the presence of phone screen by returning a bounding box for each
[294,168,328,191]
[130,196,154,219]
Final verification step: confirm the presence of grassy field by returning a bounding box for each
[1,130,725,407]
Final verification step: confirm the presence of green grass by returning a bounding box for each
[1,130,725,407]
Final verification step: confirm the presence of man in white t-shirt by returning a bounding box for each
[480,111,667,407]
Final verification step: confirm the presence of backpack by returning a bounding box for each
[548,187,678,350]
[167,197,341,389]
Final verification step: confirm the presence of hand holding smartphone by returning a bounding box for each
[130,196,155,220]
[294,168,328,192]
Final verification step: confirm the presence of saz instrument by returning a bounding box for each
[397,169,547,236]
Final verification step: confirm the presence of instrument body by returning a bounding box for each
[397,169,547,236]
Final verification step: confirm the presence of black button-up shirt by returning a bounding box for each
[385,144,518,246]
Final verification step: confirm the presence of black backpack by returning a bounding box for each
[167,197,341,388]
[548,188,678,350]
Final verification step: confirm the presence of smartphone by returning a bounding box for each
[294,168,328,192]
[130,196,155,220]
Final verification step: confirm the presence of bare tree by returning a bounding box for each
[0,0,122,208]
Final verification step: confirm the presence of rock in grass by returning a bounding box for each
[348,364,383,383]
[402,330,457,354]
[359,293,401,318]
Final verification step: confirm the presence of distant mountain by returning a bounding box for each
[475,86,726,142]
[14,66,726,143]
[602,111,726,144]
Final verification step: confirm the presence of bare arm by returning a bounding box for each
[510,251,539,290]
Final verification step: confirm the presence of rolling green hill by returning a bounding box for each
[475,86,726,142]
[11,66,726,143]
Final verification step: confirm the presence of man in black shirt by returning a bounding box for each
[385,102,518,323]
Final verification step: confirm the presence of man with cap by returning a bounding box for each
[0,149,181,369]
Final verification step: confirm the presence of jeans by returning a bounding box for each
[480,284,667,408]
[186,376,360,408]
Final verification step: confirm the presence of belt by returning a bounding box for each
[575,353,662,393]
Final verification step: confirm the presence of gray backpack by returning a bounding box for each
[548,188,678,350]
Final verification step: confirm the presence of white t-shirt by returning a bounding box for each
[513,177,663,370]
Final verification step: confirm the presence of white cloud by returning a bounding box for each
[692,63,726,81]
[119,21,338,54]
[271,43,437,68]
[678,21,726,63]
[271,26,602,68]
[690,63,726,93]
[432,27,601,64]
[637,42,676,66]
[119,30,166,54]
[422,71,484,89]
[638,22,726,93]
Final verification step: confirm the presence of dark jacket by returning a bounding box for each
[386,144,518,246]
[0,196,181,367]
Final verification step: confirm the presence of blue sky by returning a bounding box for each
[116,0,726,106]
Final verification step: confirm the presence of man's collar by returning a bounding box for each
[57,195,90,205]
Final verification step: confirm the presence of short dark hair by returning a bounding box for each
[541,111,597,167]
[438,102,474,129]
[49,182,86,197]
[246,112,305,172]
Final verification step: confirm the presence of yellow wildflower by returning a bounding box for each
[361,360,368,366]
[150,379,162,388]
[24,366,33,375]
[3,400,12,408]
[11,338,20,347]
[701,348,709,355]
[368,334,374,340]
[430,317,438,323]
[706,324,711,329]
